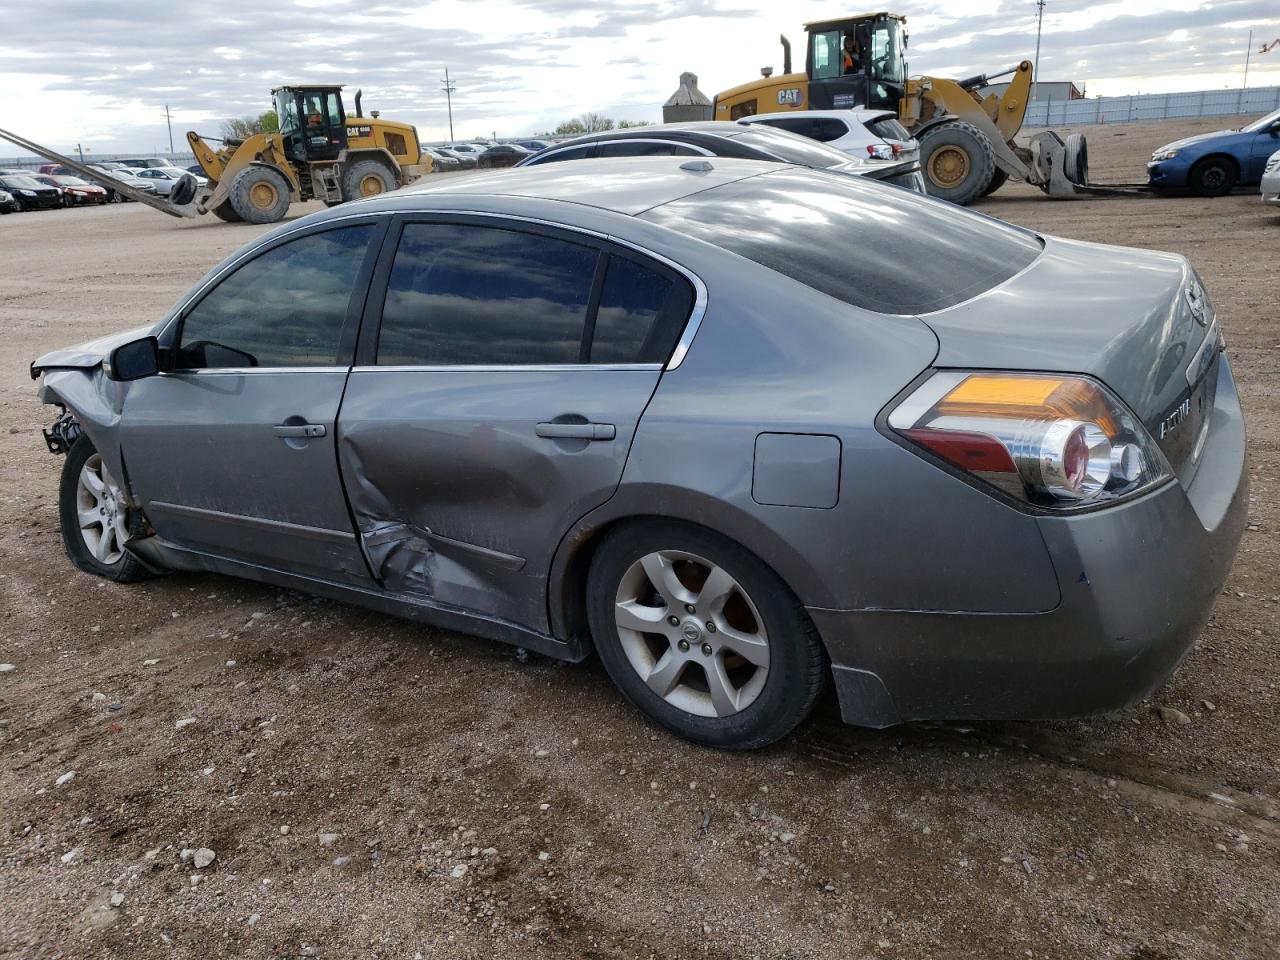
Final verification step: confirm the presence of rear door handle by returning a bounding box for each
[273,423,327,438]
[535,422,616,441]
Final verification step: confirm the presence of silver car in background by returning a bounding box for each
[32,158,1246,749]
[1263,149,1280,208]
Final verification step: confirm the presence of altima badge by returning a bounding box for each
[1159,397,1192,439]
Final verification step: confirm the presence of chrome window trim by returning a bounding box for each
[521,139,715,166]
[165,208,709,373]
[160,366,350,376]
[352,363,663,373]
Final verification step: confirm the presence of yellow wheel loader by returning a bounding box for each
[714,12,1091,205]
[0,84,430,225]
[187,85,429,224]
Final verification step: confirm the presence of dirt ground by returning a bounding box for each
[1,116,1278,960]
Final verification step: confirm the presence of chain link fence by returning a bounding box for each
[1025,86,1280,127]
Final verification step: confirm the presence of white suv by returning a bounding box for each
[1263,149,1280,209]
[740,110,918,165]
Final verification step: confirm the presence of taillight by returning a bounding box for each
[887,372,1171,510]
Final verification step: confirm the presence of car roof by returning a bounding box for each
[383,156,783,216]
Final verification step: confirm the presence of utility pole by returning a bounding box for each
[161,104,174,153]
[77,143,84,161]
[441,68,457,142]
[1242,29,1253,90]
[1032,0,1046,101]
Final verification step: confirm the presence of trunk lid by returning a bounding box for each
[920,235,1217,483]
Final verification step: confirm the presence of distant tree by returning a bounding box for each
[553,112,617,136]
[617,120,652,128]
[219,109,279,141]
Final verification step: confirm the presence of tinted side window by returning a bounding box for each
[592,256,694,363]
[813,119,849,143]
[526,145,592,165]
[596,141,696,158]
[640,168,1041,315]
[177,225,374,368]
[377,224,598,366]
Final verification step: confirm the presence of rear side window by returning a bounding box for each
[813,119,849,143]
[595,141,703,158]
[591,256,694,363]
[724,127,850,168]
[641,168,1041,315]
[177,225,375,368]
[377,224,596,365]
[865,115,910,141]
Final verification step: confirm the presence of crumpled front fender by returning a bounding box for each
[36,367,130,497]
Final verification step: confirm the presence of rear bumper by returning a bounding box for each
[811,352,1248,728]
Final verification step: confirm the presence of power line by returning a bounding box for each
[441,68,457,142]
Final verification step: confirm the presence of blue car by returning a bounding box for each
[1148,107,1280,196]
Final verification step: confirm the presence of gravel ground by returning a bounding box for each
[1,116,1278,960]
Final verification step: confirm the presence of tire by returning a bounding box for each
[210,196,243,222]
[340,159,395,202]
[586,520,828,750]
[981,168,1009,197]
[917,120,996,205]
[1063,133,1089,185]
[169,173,198,206]
[1188,156,1237,197]
[59,437,150,583]
[228,166,291,224]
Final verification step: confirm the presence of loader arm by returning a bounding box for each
[0,126,198,219]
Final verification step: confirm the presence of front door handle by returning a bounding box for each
[536,422,616,441]
[273,423,326,438]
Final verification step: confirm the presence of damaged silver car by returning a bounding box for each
[34,158,1247,749]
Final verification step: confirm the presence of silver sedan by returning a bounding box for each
[32,158,1247,749]
[1263,148,1280,208]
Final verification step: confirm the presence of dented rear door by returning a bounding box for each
[336,217,695,632]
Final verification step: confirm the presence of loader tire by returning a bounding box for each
[1063,133,1089,185]
[228,166,291,224]
[210,199,243,222]
[981,168,1009,197]
[341,159,395,201]
[918,120,995,206]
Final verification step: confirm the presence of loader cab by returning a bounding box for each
[805,13,907,113]
[273,85,349,164]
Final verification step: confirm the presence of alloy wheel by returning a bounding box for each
[76,453,128,565]
[613,550,770,718]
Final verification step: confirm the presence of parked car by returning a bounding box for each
[187,164,206,176]
[478,143,533,168]
[436,147,478,169]
[84,164,157,202]
[517,121,925,192]
[740,109,918,164]
[0,189,17,214]
[513,139,551,152]
[0,174,62,210]
[51,175,109,205]
[424,148,462,172]
[31,157,1246,749]
[1263,149,1280,209]
[133,167,205,195]
[114,157,185,170]
[1148,107,1280,196]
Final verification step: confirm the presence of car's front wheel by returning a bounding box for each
[586,520,827,750]
[1188,156,1237,197]
[59,437,150,582]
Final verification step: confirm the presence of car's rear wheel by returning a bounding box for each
[1188,156,1237,197]
[59,437,150,582]
[586,520,827,750]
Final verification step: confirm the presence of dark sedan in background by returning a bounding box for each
[32,158,1245,750]
[516,120,926,192]
[0,174,63,210]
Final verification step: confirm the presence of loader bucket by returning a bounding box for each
[0,126,200,219]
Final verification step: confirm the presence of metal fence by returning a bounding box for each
[1024,86,1280,127]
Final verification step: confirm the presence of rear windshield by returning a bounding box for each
[722,127,851,169]
[640,168,1042,315]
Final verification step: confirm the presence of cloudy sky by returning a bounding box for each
[2,0,1278,154]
